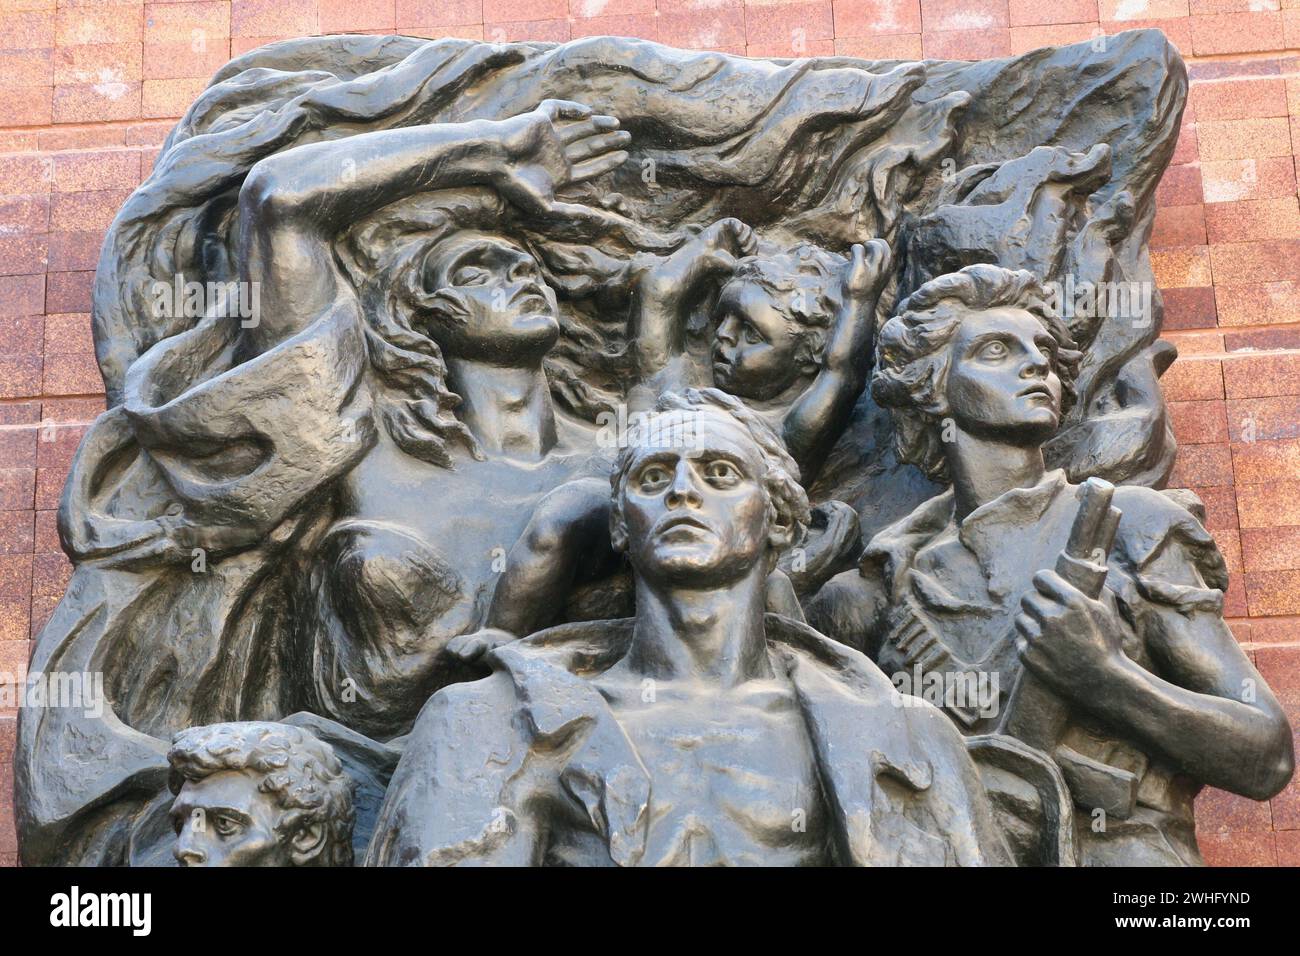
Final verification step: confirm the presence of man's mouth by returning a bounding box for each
[1018,383,1054,399]
[655,514,714,537]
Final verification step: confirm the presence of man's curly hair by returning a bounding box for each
[168,722,356,867]
[720,243,847,367]
[609,388,811,563]
[871,265,1081,484]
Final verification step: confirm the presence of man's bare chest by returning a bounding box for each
[602,687,830,865]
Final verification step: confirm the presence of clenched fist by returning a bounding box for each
[1014,569,1127,699]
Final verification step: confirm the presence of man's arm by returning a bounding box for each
[484,478,614,638]
[1017,569,1294,799]
[1105,608,1292,799]
[805,566,889,659]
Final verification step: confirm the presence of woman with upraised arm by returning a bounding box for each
[144,100,633,740]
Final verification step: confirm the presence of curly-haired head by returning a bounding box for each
[609,388,810,566]
[719,243,847,367]
[168,721,355,867]
[871,265,1080,484]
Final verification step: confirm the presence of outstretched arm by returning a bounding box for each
[783,239,890,486]
[237,101,629,355]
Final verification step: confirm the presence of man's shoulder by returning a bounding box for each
[766,614,1013,864]
[1107,484,1227,589]
[494,618,636,674]
[766,613,966,745]
[406,670,522,750]
[407,620,635,750]
[1111,482,1206,528]
[767,613,895,694]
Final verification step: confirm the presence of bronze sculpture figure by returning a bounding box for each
[13,29,1288,867]
[366,389,1021,866]
[807,265,1293,865]
[168,722,356,867]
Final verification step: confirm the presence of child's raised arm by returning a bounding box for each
[783,239,891,485]
[628,218,757,389]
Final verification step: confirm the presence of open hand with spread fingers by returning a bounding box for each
[493,99,631,220]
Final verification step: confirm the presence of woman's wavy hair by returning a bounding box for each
[339,188,526,468]
[871,264,1081,484]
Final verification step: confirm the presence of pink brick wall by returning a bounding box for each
[1,0,1299,867]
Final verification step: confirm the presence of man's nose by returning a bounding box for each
[665,461,702,508]
[715,318,737,346]
[1020,346,1050,376]
[174,832,207,866]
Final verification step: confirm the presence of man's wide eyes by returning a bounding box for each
[704,461,740,484]
[634,461,742,490]
[638,465,671,490]
[978,340,1009,359]
[212,814,244,837]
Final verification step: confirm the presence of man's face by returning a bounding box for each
[617,410,776,588]
[944,307,1063,445]
[170,770,290,867]
[712,280,805,401]
[422,230,559,363]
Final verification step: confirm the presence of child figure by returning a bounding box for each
[628,218,890,487]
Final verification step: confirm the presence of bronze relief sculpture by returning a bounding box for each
[367,389,1021,866]
[806,265,1293,866]
[12,29,1292,866]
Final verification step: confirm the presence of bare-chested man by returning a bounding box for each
[366,388,1019,866]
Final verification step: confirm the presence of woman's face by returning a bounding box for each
[711,279,805,401]
[421,231,559,363]
[944,307,1063,445]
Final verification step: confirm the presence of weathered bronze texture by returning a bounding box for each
[14,30,1291,867]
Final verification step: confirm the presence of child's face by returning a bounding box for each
[712,279,804,401]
